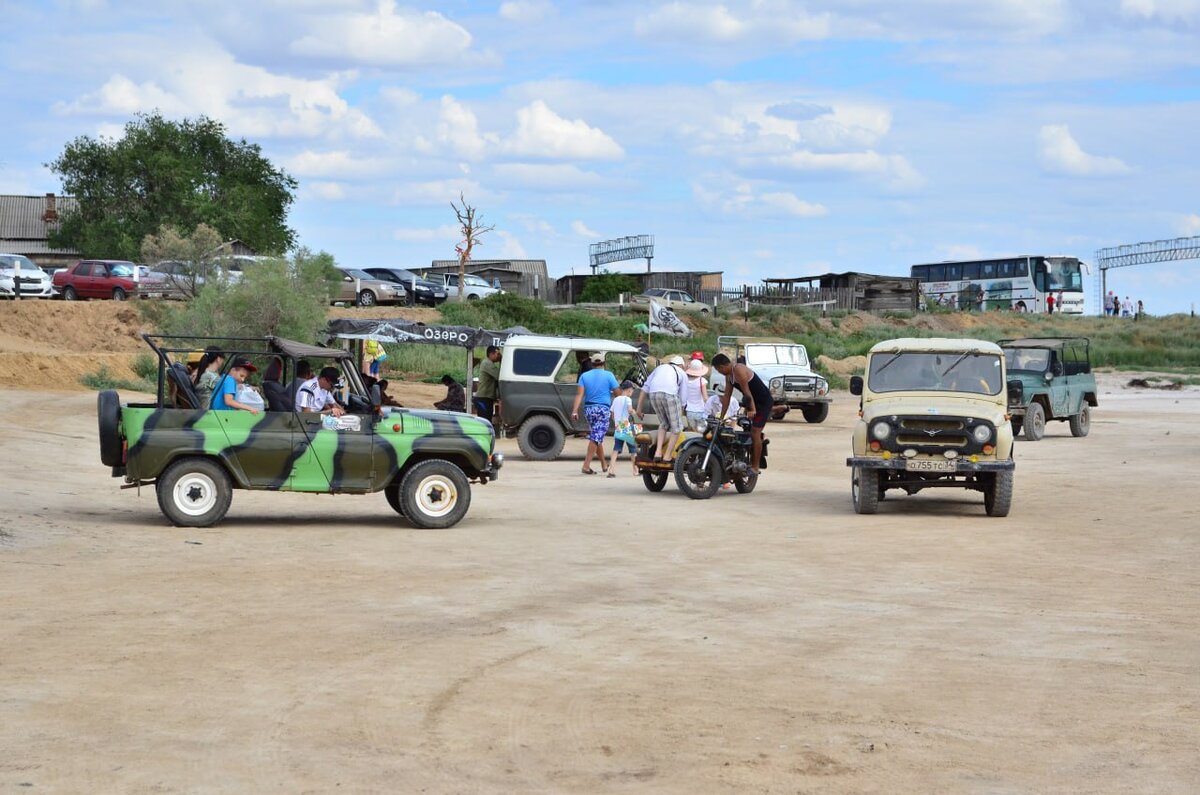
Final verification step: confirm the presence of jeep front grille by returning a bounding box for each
[899,418,963,432]
[897,433,969,447]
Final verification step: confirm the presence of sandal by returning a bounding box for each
[581,468,596,475]
[606,472,616,479]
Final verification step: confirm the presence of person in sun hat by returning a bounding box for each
[684,357,709,431]
[211,357,260,413]
[636,354,689,464]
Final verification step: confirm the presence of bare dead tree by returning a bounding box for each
[451,193,495,302]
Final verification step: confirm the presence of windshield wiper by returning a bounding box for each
[873,351,905,375]
[940,352,974,378]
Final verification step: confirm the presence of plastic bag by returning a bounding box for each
[236,384,265,412]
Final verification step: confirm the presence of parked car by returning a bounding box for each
[708,336,831,422]
[96,334,503,529]
[335,268,408,307]
[847,337,1015,516]
[440,272,504,301]
[52,259,142,301]
[630,287,711,314]
[497,334,655,460]
[0,254,56,299]
[364,267,448,306]
[1000,337,1097,440]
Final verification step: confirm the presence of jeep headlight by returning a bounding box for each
[872,421,891,440]
[770,378,782,391]
[816,377,828,396]
[972,424,992,443]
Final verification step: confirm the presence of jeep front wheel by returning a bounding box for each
[984,470,1013,517]
[1023,401,1046,441]
[801,403,829,423]
[156,457,232,527]
[398,460,471,529]
[1069,406,1091,437]
[384,481,405,516]
[517,416,566,461]
[851,466,879,514]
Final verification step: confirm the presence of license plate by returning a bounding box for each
[905,458,955,472]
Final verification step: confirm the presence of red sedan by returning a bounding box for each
[53,260,141,301]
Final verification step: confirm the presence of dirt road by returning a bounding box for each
[2,381,1197,792]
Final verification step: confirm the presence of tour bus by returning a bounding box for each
[910,255,1085,314]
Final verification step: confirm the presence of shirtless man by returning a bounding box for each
[712,353,773,474]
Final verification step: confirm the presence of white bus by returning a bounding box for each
[910,256,1085,314]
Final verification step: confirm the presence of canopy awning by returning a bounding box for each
[324,319,532,349]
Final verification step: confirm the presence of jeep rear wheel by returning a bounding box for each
[1069,406,1091,437]
[517,416,566,461]
[984,470,1013,517]
[801,403,829,423]
[398,460,470,529]
[97,389,123,466]
[1024,401,1046,441]
[851,466,879,514]
[156,457,232,527]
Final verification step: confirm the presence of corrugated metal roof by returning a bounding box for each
[430,258,548,277]
[0,239,79,255]
[0,194,78,242]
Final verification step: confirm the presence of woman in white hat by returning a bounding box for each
[684,358,709,431]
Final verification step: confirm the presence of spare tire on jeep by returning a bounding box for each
[97,390,123,466]
[517,415,566,461]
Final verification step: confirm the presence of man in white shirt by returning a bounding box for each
[295,366,345,416]
[636,354,688,463]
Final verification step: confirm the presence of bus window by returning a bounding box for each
[946,264,961,280]
[998,261,1013,278]
[1015,260,1028,277]
[981,262,997,279]
[962,263,979,280]
[929,265,946,281]
[912,265,928,280]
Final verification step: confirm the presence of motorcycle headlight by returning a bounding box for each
[972,424,992,443]
[872,421,891,440]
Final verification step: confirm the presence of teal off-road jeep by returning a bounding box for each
[97,335,502,529]
[1000,337,1098,441]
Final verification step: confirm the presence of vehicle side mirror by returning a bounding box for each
[370,384,382,408]
[343,275,353,282]
[1007,379,1023,404]
[849,375,863,396]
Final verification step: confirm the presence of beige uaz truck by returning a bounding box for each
[846,337,1015,517]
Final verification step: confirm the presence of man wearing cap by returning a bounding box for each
[211,357,261,414]
[571,352,620,474]
[296,366,346,417]
[637,354,689,464]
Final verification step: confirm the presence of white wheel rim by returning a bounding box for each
[173,472,217,517]
[414,474,458,518]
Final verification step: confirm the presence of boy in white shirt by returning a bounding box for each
[607,380,640,476]
[706,390,739,421]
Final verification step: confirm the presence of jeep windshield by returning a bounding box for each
[746,345,808,368]
[1004,348,1050,373]
[868,351,1002,395]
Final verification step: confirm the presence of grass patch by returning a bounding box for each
[80,366,155,392]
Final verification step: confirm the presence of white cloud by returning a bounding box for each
[493,230,528,258]
[499,0,555,23]
[492,162,607,190]
[392,223,460,242]
[738,150,921,190]
[635,2,831,44]
[54,51,381,140]
[504,100,623,160]
[432,95,496,160]
[288,0,472,67]
[306,181,347,200]
[286,150,381,177]
[1120,0,1200,22]
[693,181,828,219]
[1176,214,1200,236]
[1037,124,1132,177]
[571,220,601,238]
[391,178,489,206]
[937,244,984,260]
[511,214,556,235]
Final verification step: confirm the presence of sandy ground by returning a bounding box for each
[1,378,1198,793]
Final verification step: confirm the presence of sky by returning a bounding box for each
[2,0,1199,313]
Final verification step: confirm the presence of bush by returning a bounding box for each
[80,366,154,392]
[579,271,640,303]
[132,353,158,380]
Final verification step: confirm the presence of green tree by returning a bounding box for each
[580,270,639,303]
[159,248,340,343]
[140,223,224,298]
[48,113,297,260]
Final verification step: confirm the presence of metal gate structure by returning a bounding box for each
[1094,236,1200,315]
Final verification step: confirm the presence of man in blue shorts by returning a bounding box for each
[570,352,619,475]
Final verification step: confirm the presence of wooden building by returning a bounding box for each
[0,193,80,269]
[760,272,919,312]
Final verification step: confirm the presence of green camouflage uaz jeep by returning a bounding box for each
[97,335,502,529]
